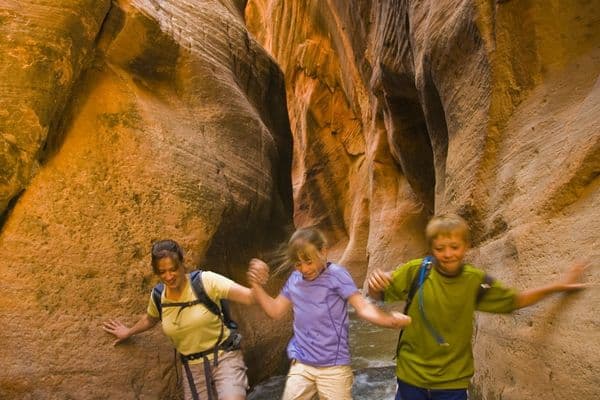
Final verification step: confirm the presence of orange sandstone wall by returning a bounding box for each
[246,0,600,399]
[0,0,292,398]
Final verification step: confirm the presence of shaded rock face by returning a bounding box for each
[246,1,599,399]
[0,0,293,398]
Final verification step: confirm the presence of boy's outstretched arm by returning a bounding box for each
[247,258,292,320]
[515,261,589,309]
[349,293,411,329]
[367,269,393,301]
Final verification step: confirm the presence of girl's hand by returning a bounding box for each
[367,268,393,293]
[557,260,590,291]
[389,311,411,329]
[248,258,269,286]
[102,319,131,346]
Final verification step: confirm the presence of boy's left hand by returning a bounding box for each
[389,311,411,329]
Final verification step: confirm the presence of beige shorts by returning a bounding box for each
[183,350,249,400]
[281,361,354,400]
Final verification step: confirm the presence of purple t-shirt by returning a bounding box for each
[281,262,359,366]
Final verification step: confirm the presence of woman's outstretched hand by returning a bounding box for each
[102,319,131,346]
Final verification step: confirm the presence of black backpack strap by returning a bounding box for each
[190,270,243,367]
[476,273,495,304]
[190,270,239,330]
[189,270,223,318]
[152,283,164,320]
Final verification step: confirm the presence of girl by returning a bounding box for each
[367,213,588,400]
[247,227,411,400]
[103,239,254,400]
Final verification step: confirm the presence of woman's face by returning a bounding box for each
[156,257,186,291]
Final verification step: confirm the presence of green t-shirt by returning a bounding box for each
[384,258,517,389]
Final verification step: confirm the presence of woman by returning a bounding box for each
[103,239,255,400]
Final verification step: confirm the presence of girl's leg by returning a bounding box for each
[281,361,318,400]
[314,365,353,400]
[430,388,468,400]
[395,379,429,400]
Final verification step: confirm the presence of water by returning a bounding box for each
[248,306,402,400]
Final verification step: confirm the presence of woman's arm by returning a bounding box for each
[348,293,411,328]
[227,282,255,305]
[515,261,589,309]
[247,258,292,320]
[102,314,159,346]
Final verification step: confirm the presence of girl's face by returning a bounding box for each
[431,231,468,275]
[156,257,186,291]
[294,251,327,281]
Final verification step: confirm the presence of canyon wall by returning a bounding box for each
[1,0,599,398]
[246,0,599,399]
[0,0,293,398]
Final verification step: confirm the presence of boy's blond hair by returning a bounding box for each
[425,213,471,246]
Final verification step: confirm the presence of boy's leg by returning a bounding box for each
[395,378,429,400]
[314,365,353,400]
[430,388,468,400]
[281,361,318,400]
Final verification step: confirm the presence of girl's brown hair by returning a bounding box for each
[272,227,327,275]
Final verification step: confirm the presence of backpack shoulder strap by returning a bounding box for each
[189,270,223,318]
[403,256,433,314]
[476,273,495,304]
[152,283,164,320]
[394,257,433,359]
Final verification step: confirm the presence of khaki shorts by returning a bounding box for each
[183,350,249,400]
[281,361,353,400]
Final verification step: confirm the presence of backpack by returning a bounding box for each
[394,257,494,354]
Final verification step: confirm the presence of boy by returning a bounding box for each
[367,213,588,400]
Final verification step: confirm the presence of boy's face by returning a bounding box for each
[431,231,468,275]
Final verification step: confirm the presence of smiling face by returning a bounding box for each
[431,230,469,275]
[156,256,187,291]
